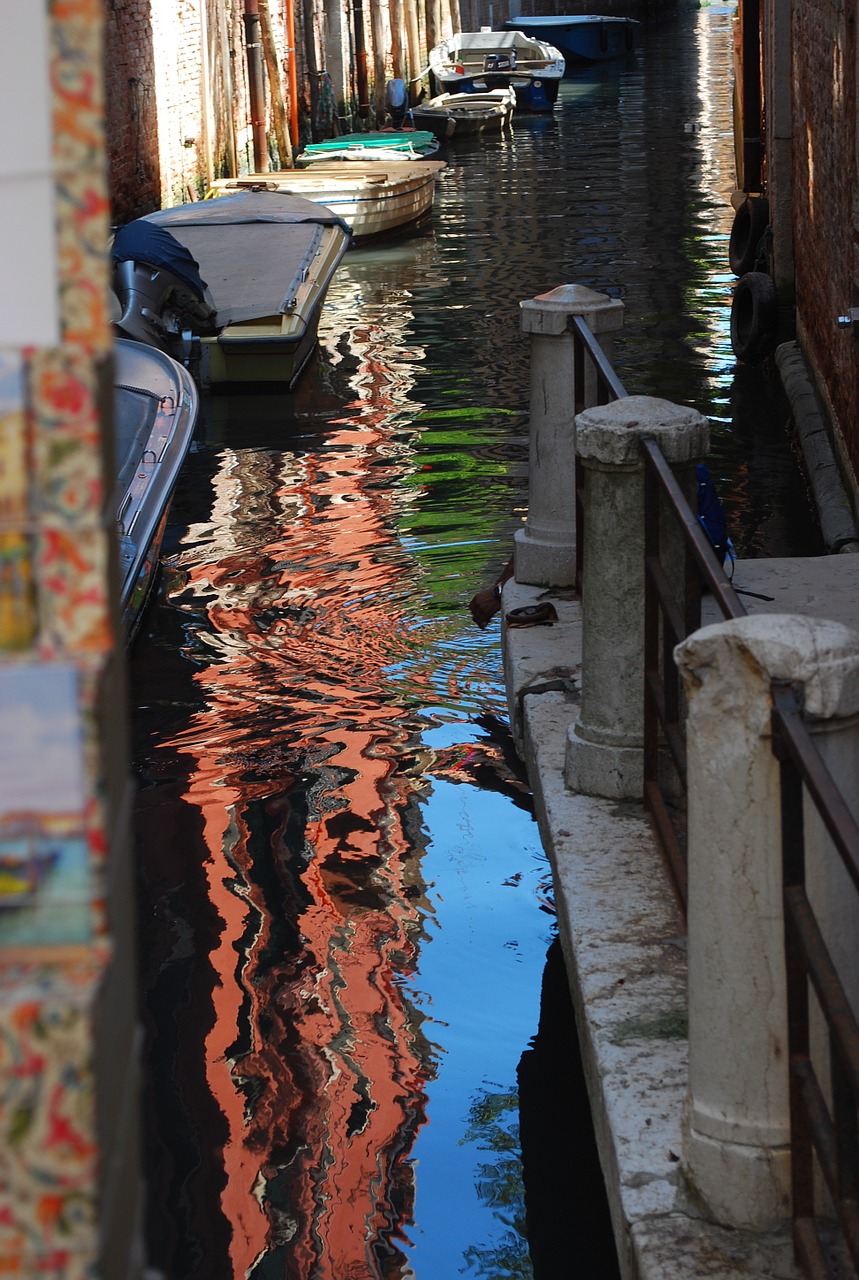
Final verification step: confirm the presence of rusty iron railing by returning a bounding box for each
[567,312,744,904]
[570,313,627,595]
[641,439,746,911]
[771,682,859,1278]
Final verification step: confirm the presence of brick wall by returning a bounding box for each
[104,0,161,220]
[792,0,859,486]
[106,0,229,218]
[150,0,210,205]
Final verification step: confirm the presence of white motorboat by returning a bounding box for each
[429,29,564,110]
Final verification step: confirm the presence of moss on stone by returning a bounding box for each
[610,1009,688,1043]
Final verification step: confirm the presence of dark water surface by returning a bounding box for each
[130,7,819,1279]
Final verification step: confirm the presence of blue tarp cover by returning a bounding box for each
[112,221,209,299]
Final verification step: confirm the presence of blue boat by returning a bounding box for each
[502,15,638,66]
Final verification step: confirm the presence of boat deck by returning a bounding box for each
[144,192,350,325]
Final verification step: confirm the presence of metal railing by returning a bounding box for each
[568,311,739,907]
[772,682,859,1278]
[641,441,746,911]
[570,313,627,595]
[571,307,859,1274]
[568,315,744,902]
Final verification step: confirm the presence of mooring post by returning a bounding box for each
[675,613,859,1230]
[514,284,624,588]
[565,395,708,800]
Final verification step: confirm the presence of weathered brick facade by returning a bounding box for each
[104,0,375,222]
[791,0,859,491]
[104,0,161,219]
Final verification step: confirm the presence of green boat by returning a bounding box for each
[298,131,440,165]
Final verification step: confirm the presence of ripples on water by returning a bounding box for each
[131,8,819,1279]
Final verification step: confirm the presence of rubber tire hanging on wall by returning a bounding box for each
[730,271,778,364]
[728,196,770,276]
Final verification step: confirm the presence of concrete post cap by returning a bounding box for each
[675,613,859,720]
[520,284,624,335]
[576,395,709,465]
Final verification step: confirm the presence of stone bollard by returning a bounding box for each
[514,284,624,588]
[565,396,709,800]
[675,614,859,1231]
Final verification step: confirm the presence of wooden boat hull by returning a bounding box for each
[429,30,564,111]
[502,15,638,65]
[409,107,457,142]
[206,160,445,242]
[414,89,515,136]
[113,338,199,639]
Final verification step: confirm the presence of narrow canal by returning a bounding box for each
[129,6,821,1278]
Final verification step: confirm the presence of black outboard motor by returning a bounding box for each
[484,51,515,71]
[111,221,217,362]
[385,78,409,128]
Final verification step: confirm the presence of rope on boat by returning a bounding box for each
[116,382,163,401]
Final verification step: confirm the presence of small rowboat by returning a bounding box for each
[412,88,515,138]
[206,159,445,242]
[297,130,440,165]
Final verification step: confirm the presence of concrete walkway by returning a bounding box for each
[501,554,859,1278]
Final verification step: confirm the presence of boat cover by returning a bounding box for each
[145,190,350,231]
[140,192,350,325]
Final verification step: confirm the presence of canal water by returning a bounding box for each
[129,6,821,1278]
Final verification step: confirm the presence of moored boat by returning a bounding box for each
[113,191,351,390]
[113,337,199,640]
[408,101,457,142]
[428,29,564,111]
[297,131,440,165]
[412,88,516,137]
[501,15,639,65]
[206,159,445,242]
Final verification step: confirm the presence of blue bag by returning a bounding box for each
[696,463,735,572]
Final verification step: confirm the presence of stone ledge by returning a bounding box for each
[501,578,580,755]
[504,592,806,1278]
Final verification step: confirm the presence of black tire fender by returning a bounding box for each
[728,196,770,276]
[730,271,778,364]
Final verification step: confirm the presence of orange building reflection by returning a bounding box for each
[140,303,445,1278]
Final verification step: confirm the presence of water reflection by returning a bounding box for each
[132,8,819,1279]
[134,233,549,1277]
[146,437,441,1277]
